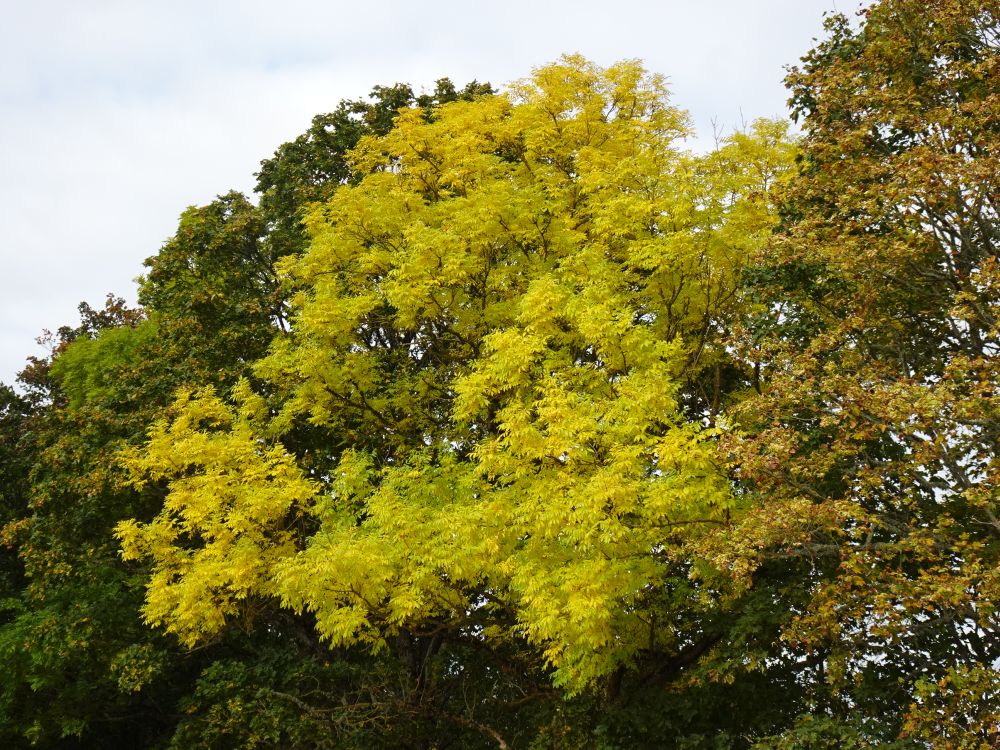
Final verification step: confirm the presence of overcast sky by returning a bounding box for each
[0,0,852,386]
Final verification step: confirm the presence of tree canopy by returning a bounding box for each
[117,56,793,695]
[1,2,997,747]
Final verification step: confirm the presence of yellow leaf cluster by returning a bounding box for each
[116,387,318,645]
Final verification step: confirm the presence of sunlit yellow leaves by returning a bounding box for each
[119,55,796,691]
[116,387,318,646]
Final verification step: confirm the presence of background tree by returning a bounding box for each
[718,1,999,746]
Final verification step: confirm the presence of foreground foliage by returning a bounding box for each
[119,56,793,696]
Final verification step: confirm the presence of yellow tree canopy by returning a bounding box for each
[118,56,794,691]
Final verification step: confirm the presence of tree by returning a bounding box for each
[0,297,186,748]
[28,24,999,742]
[719,1,999,745]
[118,55,797,745]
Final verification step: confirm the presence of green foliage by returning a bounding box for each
[752,715,920,750]
[0,385,31,598]
[50,319,158,408]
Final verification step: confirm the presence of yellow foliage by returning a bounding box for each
[116,386,318,645]
[120,56,795,690]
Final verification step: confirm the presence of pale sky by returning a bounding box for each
[0,0,850,386]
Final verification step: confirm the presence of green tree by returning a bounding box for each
[0,298,184,748]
